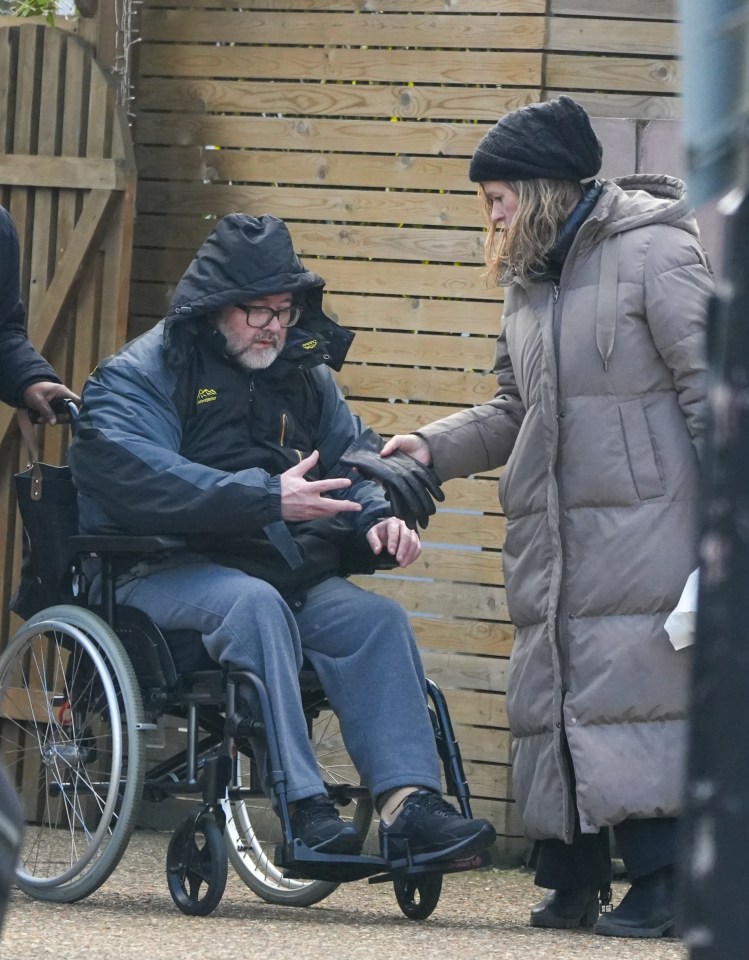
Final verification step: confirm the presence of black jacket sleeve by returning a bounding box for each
[0,205,60,406]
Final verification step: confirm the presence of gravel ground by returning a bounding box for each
[3,830,687,960]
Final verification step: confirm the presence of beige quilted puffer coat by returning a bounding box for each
[418,175,712,842]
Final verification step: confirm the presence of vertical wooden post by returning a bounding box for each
[73,0,116,76]
[93,1,117,76]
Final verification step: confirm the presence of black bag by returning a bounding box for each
[10,410,79,620]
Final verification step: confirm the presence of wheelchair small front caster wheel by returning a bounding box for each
[393,872,443,920]
[166,813,228,916]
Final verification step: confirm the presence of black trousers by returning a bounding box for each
[534,816,679,891]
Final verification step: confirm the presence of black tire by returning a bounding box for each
[393,873,443,920]
[224,702,374,907]
[0,606,146,902]
[166,815,228,916]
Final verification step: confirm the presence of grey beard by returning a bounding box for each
[231,344,281,370]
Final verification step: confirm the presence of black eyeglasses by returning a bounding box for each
[233,304,302,329]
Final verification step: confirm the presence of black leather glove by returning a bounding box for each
[339,429,445,530]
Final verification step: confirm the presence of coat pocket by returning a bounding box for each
[618,398,665,500]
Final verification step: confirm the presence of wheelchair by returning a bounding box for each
[0,421,492,920]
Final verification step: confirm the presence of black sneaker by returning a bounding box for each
[379,789,496,865]
[290,794,363,855]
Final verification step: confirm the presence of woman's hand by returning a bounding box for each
[379,433,432,465]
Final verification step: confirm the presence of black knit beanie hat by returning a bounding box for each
[469,96,602,184]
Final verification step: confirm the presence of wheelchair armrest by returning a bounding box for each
[69,534,188,556]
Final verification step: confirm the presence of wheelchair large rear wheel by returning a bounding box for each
[0,605,146,902]
[224,702,374,907]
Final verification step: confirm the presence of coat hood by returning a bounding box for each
[163,214,353,370]
[589,175,702,242]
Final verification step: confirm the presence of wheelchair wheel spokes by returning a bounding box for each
[0,606,146,902]
[225,705,374,907]
[310,709,362,792]
[224,755,323,901]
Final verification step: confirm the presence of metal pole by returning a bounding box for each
[680,5,749,954]
[681,187,749,958]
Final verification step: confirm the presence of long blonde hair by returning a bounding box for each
[479,179,583,284]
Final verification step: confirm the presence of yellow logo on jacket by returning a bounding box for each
[302,339,318,351]
[196,388,217,405]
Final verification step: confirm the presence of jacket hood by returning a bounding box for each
[590,175,701,241]
[163,214,353,370]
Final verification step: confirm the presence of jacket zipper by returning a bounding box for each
[549,275,575,843]
[279,411,303,461]
[247,378,255,433]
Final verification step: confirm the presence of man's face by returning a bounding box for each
[215,292,292,370]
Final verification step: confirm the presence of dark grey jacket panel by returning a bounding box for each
[0,205,60,406]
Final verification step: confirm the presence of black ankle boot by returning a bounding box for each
[594,866,676,938]
[530,888,600,929]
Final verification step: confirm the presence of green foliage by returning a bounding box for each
[9,0,58,25]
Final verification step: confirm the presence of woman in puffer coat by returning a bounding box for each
[382,97,712,939]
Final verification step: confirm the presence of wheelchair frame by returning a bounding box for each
[1,532,490,920]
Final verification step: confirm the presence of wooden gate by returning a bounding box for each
[0,23,136,643]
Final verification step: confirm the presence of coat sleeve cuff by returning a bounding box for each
[266,474,283,521]
[13,372,62,407]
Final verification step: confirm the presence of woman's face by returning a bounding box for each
[483,181,520,228]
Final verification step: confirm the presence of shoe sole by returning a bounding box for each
[382,825,495,868]
[594,918,676,938]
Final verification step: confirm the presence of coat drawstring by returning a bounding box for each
[595,235,621,371]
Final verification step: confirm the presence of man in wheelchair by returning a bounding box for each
[68,213,496,869]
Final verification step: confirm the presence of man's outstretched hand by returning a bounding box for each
[280,450,363,521]
[339,429,444,530]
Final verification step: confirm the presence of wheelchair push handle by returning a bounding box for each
[28,397,79,428]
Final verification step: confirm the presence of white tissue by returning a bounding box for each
[664,569,699,650]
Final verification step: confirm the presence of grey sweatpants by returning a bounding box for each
[116,560,442,804]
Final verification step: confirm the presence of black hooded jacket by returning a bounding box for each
[69,215,392,591]
[0,205,60,406]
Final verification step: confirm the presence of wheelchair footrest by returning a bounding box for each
[277,840,387,883]
[277,842,491,885]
